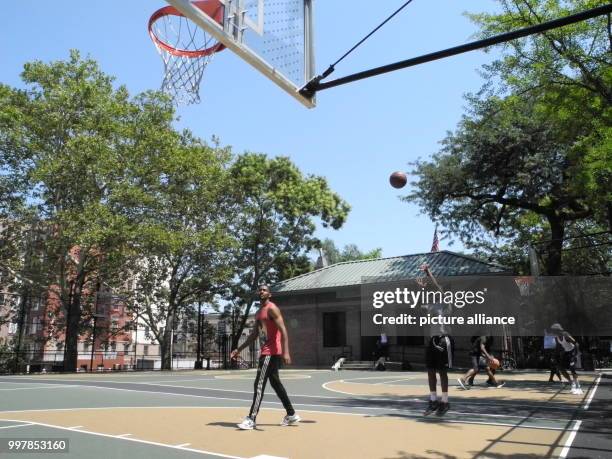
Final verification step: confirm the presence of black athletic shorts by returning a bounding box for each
[560,350,577,371]
[425,335,454,370]
[470,355,489,371]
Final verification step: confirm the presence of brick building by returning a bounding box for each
[272,250,511,368]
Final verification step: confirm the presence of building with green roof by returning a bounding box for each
[271,250,510,368]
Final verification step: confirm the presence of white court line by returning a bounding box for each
[176,443,191,447]
[374,377,422,385]
[0,406,570,431]
[4,377,579,416]
[143,378,223,384]
[0,384,77,391]
[68,425,83,429]
[7,377,344,400]
[558,373,602,458]
[321,379,583,411]
[117,433,132,437]
[0,391,572,425]
[0,371,233,380]
[0,419,244,459]
[582,374,601,411]
[341,375,423,382]
[0,422,34,430]
[214,374,311,380]
[559,420,582,458]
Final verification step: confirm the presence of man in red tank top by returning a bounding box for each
[231,284,300,430]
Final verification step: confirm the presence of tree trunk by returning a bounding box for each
[161,311,174,370]
[63,288,82,372]
[545,218,565,275]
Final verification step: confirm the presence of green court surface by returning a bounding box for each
[1,369,611,458]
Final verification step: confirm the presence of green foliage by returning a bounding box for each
[1,51,351,369]
[0,50,235,370]
[223,153,350,345]
[319,238,382,265]
[407,0,611,274]
[127,135,235,369]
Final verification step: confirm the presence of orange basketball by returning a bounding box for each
[389,171,407,189]
[489,358,500,370]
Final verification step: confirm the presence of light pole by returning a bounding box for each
[170,323,174,371]
[195,301,203,369]
[89,283,105,372]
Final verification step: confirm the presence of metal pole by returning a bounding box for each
[90,316,96,372]
[62,280,74,372]
[90,282,100,372]
[170,327,174,371]
[302,4,612,95]
[133,303,139,370]
[196,302,202,369]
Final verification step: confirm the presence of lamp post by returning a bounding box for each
[90,283,105,372]
[133,302,139,370]
[195,301,203,369]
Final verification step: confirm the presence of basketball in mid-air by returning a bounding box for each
[389,171,407,189]
[489,358,500,370]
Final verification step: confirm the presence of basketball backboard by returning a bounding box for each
[164,0,315,108]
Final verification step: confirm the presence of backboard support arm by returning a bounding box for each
[300,3,612,98]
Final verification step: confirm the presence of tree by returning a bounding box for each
[318,238,382,265]
[223,154,350,348]
[128,134,234,370]
[469,0,611,229]
[0,51,184,371]
[407,0,611,275]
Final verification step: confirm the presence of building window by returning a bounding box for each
[143,345,149,356]
[323,312,346,347]
[30,318,40,334]
[32,296,42,311]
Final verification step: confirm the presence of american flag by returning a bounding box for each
[431,225,439,252]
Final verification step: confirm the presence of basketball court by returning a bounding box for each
[2,2,611,458]
[1,369,610,458]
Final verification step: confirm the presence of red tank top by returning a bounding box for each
[256,301,282,355]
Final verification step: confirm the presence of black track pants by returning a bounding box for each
[248,355,295,420]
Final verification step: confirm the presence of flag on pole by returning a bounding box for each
[431,225,439,252]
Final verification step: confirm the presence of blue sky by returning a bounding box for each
[2,1,501,259]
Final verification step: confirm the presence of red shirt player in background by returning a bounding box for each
[231,284,300,430]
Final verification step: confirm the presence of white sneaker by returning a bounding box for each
[570,385,578,394]
[457,378,469,390]
[237,416,256,430]
[280,414,301,426]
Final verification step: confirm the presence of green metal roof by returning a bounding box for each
[273,250,508,293]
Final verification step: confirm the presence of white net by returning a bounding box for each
[149,2,224,105]
[514,276,534,297]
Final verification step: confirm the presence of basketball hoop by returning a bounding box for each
[148,0,226,105]
[514,276,535,297]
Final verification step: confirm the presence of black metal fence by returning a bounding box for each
[0,341,258,375]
